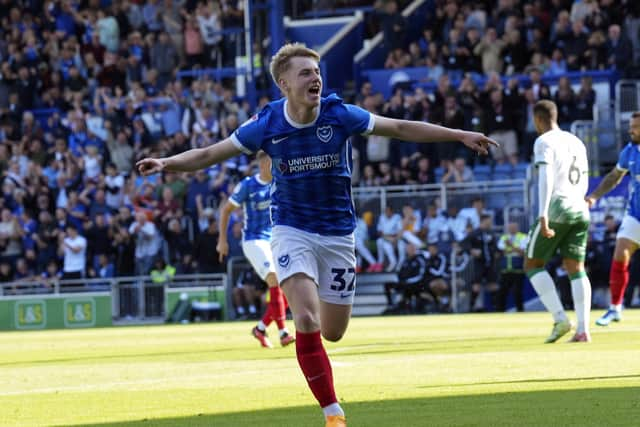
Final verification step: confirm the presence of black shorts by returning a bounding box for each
[473,261,497,284]
[237,268,267,291]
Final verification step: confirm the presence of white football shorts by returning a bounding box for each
[242,239,276,281]
[271,225,357,305]
[617,214,640,245]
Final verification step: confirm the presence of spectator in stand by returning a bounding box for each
[585,30,608,70]
[485,88,519,165]
[547,48,568,76]
[376,205,402,272]
[465,214,498,312]
[496,222,528,312]
[442,157,474,183]
[88,254,115,290]
[0,208,22,266]
[473,27,505,75]
[233,267,265,319]
[605,24,633,76]
[379,0,406,50]
[355,211,380,273]
[554,76,576,129]
[384,242,428,313]
[458,198,489,231]
[425,242,450,312]
[435,95,465,165]
[105,163,125,212]
[194,217,224,274]
[85,213,111,270]
[574,76,596,121]
[60,224,87,281]
[413,155,435,184]
[128,210,161,276]
[397,204,424,268]
[421,202,449,247]
[565,19,589,71]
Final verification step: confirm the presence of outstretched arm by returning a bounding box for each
[136,138,242,175]
[586,167,627,206]
[371,115,498,155]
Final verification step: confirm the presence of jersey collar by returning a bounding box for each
[283,99,320,128]
[255,174,270,185]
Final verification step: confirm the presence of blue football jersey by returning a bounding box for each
[230,94,374,236]
[616,142,640,220]
[228,174,272,241]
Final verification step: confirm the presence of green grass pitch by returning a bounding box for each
[1,311,639,426]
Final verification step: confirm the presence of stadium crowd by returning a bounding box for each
[0,0,637,313]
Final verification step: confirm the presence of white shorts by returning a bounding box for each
[242,239,276,281]
[617,215,640,245]
[271,225,357,305]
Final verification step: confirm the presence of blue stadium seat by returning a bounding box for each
[508,192,525,207]
[513,163,530,179]
[487,192,508,210]
[492,164,513,180]
[472,164,491,181]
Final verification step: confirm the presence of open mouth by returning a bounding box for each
[308,85,320,96]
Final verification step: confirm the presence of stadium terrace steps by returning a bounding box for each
[353,272,398,316]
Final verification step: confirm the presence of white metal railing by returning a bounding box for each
[353,179,530,229]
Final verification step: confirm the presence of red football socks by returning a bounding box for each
[270,286,287,330]
[261,300,273,328]
[295,331,337,407]
[609,260,629,306]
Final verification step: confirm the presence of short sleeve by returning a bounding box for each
[533,137,554,166]
[228,180,248,207]
[230,114,266,154]
[617,143,632,171]
[339,103,375,135]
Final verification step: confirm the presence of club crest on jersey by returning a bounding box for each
[317,125,333,143]
[274,158,288,173]
[278,254,290,268]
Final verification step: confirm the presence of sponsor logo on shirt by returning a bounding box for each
[282,153,340,173]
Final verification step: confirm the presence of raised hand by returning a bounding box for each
[136,158,164,176]
[459,131,499,156]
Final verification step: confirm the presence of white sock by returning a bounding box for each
[237,306,245,315]
[322,402,344,418]
[610,303,622,312]
[570,272,591,334]
[279,328,289,338]
[248,304,256,314]
[529,269,567,323]
[257,320,266,331]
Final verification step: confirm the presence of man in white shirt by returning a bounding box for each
[421,203,449,246]
[61,225,87,281]
[376,206,402,272]
[128,211,161,275]
[458,198,490,231]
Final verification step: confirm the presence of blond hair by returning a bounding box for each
[269,43,320,88]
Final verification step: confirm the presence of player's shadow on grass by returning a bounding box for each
[70,386,640,427]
